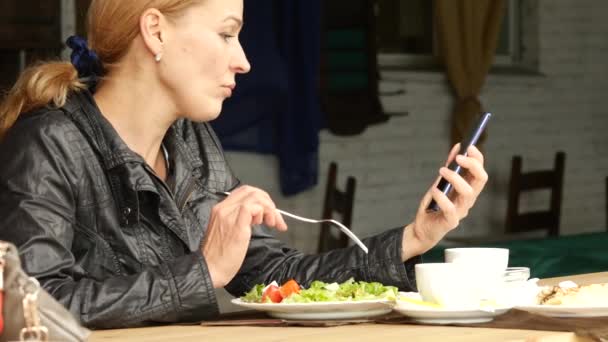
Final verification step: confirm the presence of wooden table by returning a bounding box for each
[90,272,608,342]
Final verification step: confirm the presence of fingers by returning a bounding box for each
[439,166,474,199]
[456,147,488,191]
[417,185,435,214]
[445,143,461,167]
[235,203,265,229]
[429,187,459,229]
[218,185,288,231]
[246,187,288,230]
[437,146,488,216]
[466,145,485,165]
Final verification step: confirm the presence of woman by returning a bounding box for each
[0,0,488,329]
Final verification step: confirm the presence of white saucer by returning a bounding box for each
[393,292,512,324]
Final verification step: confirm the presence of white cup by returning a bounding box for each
[444,248,509,302]
[415,263,480,308]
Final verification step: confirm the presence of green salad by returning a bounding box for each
[241,278,398,304]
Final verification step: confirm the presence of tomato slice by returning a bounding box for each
[261,285,283,303]
[279,279,301,299]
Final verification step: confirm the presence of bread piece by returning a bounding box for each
[537,283,608,306]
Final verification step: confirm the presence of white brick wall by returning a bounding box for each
[225,0,608,253]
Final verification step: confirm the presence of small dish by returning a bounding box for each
[504,267,530,283]
[393,292,512,324]
[500,267,538,306]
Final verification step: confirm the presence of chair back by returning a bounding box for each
[505,152,565,237]
[317,162,356,253]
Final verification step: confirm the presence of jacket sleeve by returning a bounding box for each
[226,224,420,297]
[0,113,218,329]
[197,121,420,297]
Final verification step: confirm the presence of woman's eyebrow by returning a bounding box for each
[223,15,243,28]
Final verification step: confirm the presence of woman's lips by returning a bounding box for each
[222,84,236,97]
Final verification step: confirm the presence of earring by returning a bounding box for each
[155,52,162,62]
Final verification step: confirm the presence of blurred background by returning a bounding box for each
[1,0,607,270]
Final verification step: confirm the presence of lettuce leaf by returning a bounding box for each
[241,283,265,303]
[241,278,398,303]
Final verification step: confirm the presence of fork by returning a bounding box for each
[216,191,368,254]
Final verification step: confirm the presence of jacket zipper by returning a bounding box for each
[177,176,197,212]
[143,164,176,200]
[143,164,196,213]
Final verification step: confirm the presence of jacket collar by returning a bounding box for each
[62,90,204,173]
[62,90,144,170]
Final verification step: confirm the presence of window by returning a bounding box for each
[375,0,524,69]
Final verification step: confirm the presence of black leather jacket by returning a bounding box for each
[0,90,419,329]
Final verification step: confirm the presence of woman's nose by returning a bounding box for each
[232,42,251,74]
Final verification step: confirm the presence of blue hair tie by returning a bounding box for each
[66,35,104,79]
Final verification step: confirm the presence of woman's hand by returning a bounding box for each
[401,144,488,261]
[201,185,288,288]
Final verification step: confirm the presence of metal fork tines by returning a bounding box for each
[216,191,368,254]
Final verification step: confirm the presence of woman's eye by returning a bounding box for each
[221,33,235,42]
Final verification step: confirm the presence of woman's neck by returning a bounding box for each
[93,69,177,174]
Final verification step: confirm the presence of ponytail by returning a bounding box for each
[0,62,85,140]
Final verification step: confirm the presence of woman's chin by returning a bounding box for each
[184,106,222,123]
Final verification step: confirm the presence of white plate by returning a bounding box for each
[230,298,394,320]
[393,292,512,324]
[516,304,608,317]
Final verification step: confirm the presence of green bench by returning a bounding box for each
[422,232,608,279]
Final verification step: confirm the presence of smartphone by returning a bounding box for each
[427,112,492,212]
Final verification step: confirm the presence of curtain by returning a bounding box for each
[434,0,506,147]
[211,0,323,196]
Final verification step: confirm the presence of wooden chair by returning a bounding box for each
[505,152,566,237]
[317,162,356,253]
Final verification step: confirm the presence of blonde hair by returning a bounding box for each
[0,0,203,140]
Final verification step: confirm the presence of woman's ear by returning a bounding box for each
[140,8,165,59]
